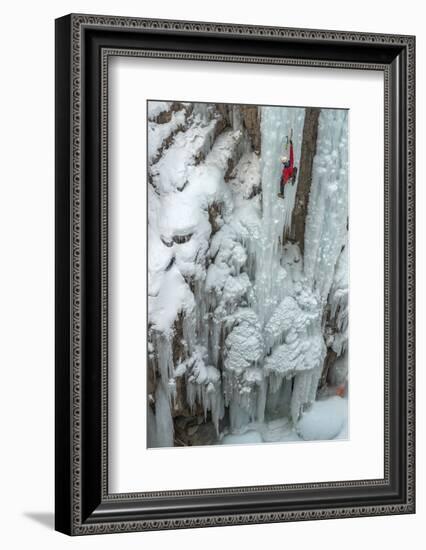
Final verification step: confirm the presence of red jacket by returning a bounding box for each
[282,142,294,184]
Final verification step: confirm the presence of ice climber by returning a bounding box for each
[277,139,298,198]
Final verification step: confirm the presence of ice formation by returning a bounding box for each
[147,101,349,447]
[304,109,349,303]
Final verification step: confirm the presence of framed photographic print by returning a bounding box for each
[55,14,415,535]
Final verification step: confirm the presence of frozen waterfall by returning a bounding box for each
[304,109,349,303]
[253,106,305,325]
[147,102,348,447]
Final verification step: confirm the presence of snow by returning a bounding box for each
[147,101,172,120]
[150,113,219,194]
[222,273,251,305]
[224,308,264,376]
[219,395,347,445]
[296,396,348,441]
[220,431,263,445]
[148,109,186,163]
[149,124,243,339]
[263,291,326,418]
[229,198,262,244]
[264,294,321,349]
[149,265,194,336]
[265,335,325,378]
[228,152,261,199]
[260,417,301,443]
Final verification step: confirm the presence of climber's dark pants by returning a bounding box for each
[280,178,285,195]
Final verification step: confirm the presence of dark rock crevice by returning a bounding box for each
[288,107,320,251]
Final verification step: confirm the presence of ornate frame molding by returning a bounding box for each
[55,13,415,535]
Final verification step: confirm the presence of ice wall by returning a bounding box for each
[253,106,305,325]
[304,109,349,303]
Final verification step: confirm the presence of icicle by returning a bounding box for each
[290,371,311,422]
[329,242,349,357]
[174,346,224,435]
[155,333,174,392]
[153,384,174,447]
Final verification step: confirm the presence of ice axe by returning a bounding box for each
[285,128,294,149]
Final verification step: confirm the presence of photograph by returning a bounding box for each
[147,100,349,448]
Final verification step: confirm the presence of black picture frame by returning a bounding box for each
[55,13,415,535]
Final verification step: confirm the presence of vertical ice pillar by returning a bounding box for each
[254,106,305,326]
[303,109,349,302]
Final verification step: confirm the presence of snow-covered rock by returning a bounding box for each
[296,396,348,441]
